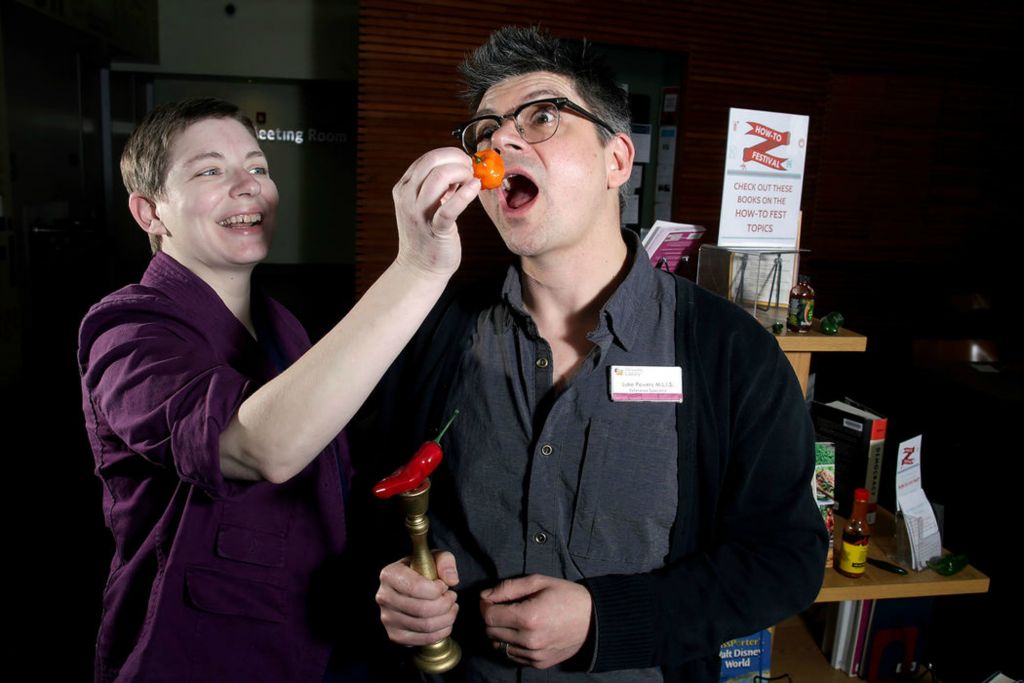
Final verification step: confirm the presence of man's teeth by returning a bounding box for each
[218,213,262,227]
[501,175,514,191]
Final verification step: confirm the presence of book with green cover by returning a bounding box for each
[812,399,887,523]
[813,442,836,567]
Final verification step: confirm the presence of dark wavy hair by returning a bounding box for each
[458,27,632,208]
[458,26,631,143]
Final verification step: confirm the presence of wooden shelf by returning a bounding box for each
[771,321,867,395]
[773,507,989,680]
[773,614,852,682]
[763,327,987,678]
[775,325,867,353]
[816,508,989,603]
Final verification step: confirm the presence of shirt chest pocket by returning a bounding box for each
[183,498,292,624]
[215,524,286,567]
[568,417,678,571]
[213,493,294,568]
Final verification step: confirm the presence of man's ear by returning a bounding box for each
[606,132,636,191]
[127,192,170,237]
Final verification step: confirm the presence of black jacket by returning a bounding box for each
[353,273,827,682]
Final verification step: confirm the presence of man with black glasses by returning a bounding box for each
[369,26,826,682]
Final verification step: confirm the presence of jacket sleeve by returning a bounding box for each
[79,298,253,498]
[581,292,827,672]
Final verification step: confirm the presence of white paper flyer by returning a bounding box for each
[718,108,808,249]
[895,436,943,570]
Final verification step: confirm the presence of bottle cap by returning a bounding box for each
[854,488,870,502]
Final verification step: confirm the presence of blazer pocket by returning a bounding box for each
[215,524,286,567]
[185,565,285,623]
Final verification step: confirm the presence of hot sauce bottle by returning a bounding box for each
[836,487,871,578]
[787,275,815,333]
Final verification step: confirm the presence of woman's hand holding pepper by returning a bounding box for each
[392,148,480,280]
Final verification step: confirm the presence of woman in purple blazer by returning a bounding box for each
[78,97,481,682]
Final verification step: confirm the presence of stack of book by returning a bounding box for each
[811,399,887,523]
[820,598,934,680]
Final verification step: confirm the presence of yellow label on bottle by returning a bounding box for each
[838,540,868,574]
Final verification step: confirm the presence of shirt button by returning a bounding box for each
[540,444,553,456]
[533,532,548,544]
[536,357,549,369]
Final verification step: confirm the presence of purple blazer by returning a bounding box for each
[79,253,350,682]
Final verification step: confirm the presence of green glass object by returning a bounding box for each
[820,311,845,335]
[772,321,784,335]
[928,553,969,576]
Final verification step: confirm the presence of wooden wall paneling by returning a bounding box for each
[356,0,1015,303]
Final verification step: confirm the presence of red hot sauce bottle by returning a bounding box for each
[836,487,871,578]
[787,275,815,333]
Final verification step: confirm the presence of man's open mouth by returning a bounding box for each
[502,174,538,210]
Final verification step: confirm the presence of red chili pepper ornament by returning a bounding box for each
[372,410,460,499]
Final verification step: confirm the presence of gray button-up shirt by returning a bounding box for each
[431,232,680,682]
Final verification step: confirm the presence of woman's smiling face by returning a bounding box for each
[152,117,279,282]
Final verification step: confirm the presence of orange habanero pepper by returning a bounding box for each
[472,150,504,190]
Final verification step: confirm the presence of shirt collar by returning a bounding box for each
[140,252,255,355]
[595,229,656,352]
[499,230,659,352]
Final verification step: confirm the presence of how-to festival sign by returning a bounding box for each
[718,108,809,249]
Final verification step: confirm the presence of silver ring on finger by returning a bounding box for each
[501,641,512,659]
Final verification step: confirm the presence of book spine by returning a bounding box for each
[864,419,887,524]
[849,599,873,677]
[857,600,878,679]
[831,600,855,669]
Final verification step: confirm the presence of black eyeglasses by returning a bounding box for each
[452,97,616,154]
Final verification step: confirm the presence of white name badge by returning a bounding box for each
[609,365,684,403]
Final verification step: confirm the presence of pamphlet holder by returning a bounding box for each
[891,506,946,572]
[891,510,916,569]
[696,244,805,326]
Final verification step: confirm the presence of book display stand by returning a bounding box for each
[697,244,805,326]
[769,330,990,681]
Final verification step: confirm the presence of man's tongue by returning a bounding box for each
[505,175,538,210]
